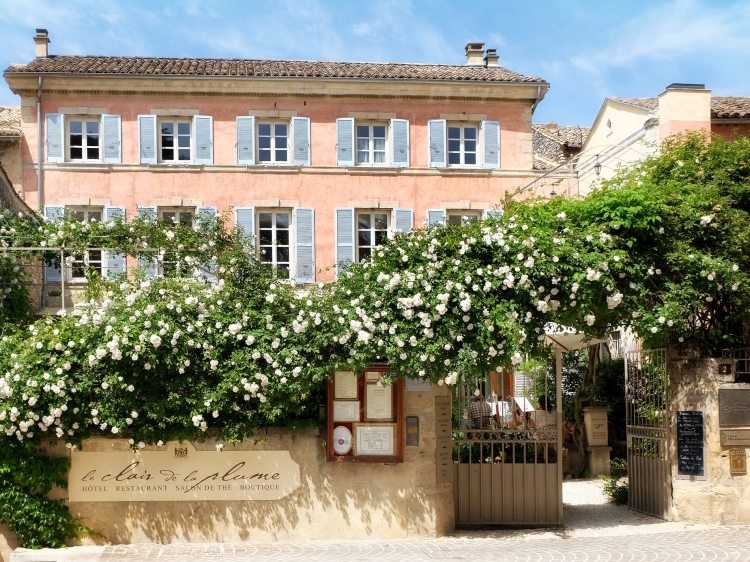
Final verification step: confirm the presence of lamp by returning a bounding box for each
[549,187,557,198]
[594,154,602,176]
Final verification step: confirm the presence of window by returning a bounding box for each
[68,119,100,162]
[357,212,388,262]
[159,208,194,276]
[356,124,387,165]
[258,122,289,164]
[448,125,478,166]
[160,121,191,163]
[67,208,103,280]
[447,211,481,226]
[258,211,291,278]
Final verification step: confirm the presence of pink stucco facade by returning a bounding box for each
[8,63,547,283]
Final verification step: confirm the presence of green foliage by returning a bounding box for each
[595,358,626,435]
[601,457,629,505]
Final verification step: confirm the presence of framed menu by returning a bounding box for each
[326,365,404,463]
[333,400,360,422]
[334,371,358,399]
[365,383,394,421]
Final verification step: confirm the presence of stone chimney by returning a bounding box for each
[465,42,485,66]
[483,48,499,67]
[657,83,711,141]
[34,29,50,58]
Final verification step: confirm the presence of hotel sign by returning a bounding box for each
[719,389,750,426]
[69,441,300,502]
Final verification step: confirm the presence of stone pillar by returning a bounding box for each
[584,405,611,476]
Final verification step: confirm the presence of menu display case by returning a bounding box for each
[326,366,404,463]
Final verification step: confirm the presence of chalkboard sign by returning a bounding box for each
[677,411,704,477]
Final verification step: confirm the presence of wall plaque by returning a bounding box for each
[435,396,452,485]
[406,416,419,446]
[332,426,352,455]
[721,429,750,446]
[69,441,300,502]
[334,371,358,399]
[719,388,750,426]
[677,411,705,477]
[354,423,395,456]
[333,400,360,422]
[730,448,747,476]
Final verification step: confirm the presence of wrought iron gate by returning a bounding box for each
[625,348,672,519]
[453,368,562,526]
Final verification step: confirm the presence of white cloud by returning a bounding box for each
[570,0,750,74]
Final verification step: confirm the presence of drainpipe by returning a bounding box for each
[531,85,542,115]
[37,75,43,210]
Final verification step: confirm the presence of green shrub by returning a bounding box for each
[601,457,629,505]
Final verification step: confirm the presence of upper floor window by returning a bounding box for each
[68,119,100,162]
[447,211,481,226]
[448,125,478,166]
[160,121,192,163]
[160,207,194,226]
[258,210,291,279]
[67,207,103,280]
[357,212,389,262]
[258,122,289,164]
[356,124,387,165]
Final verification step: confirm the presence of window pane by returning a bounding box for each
[89,250,102,261]
[373,126,386,138]
[464,127,477,139]
[357,151,369,163]
[260,249,272,263]
[448,215,462,226]
[259,150,271,161]
[70,134,83,147]
[178,135,190,148]
[88,211,102,222]
[70,121,82,134]
[277,247,290,262]
[358,248,371,262]
[259,124,271,135]
[357,126,370,137]
[86,122,99,135]
[448,127,461,139]
[465,140,476,152]
[69,211,85,222]
[161,123,174,135]
[373,138,385,151]
[358,231,371,246]
[276,230,289,246]
[162,135,174,148]
[357,138,369,151]
[258,136,271,149]
[73,264,85,278]
[87,147,99,160]
[374,151,385,164]
[70,147,83,160]
[258,213,272,229]
[277,265,290,279]
[275,213,290,228]
[373,214,386,228]
[161,148,174,161]
[177,122,190,135]
[275,149,287,161]
[448,140,460,152]
[178,149,190,161]
[162,212,176,222]
[275,123,287,136]
[465,215,479,223]
[260,229,273,245]
[374,231,387,245]
[179,212,193,226]
[87,134,99,147]
[358,214,371,229]
[448,153,461,164]
[465,153,477,165]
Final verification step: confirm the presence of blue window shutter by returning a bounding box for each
[294,207,315,283]
[236,116,255,165]
[102,114,122,164]
[335,208,355,278]
[196,206,218,226]
[427,119,446,168]
[482,120,500,169]
[427,209,446,227]
[194,115,213,165]
[136,206,157,277]
[45,113,64,163]
[292,117,311,166]
[235,207,255,243]
[484,209,504,220]
[104,206,126,278]
[336,118,355,166]
[138,115,157,164]
[392,208,414,233]
[43,205,64,282]
[391,119,410,167]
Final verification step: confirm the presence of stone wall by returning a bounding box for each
[668,345,750,523]
[0,385,453,562]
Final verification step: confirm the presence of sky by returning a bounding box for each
[1,0,749,126]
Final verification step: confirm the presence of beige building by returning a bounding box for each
[0,106,25,210]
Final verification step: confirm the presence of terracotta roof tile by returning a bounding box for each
[0,106,21,137]
[610,97,659,110]
[532,123,589,170]
[4,55,545,83]
[711,97,750,119]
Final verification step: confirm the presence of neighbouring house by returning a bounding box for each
[531,122,589,171]
[0,105,22,202]
[3,31,550,304]
[577,84,750,195]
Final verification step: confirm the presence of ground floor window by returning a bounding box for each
[258,210,291,279]
[357,211,389,262]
